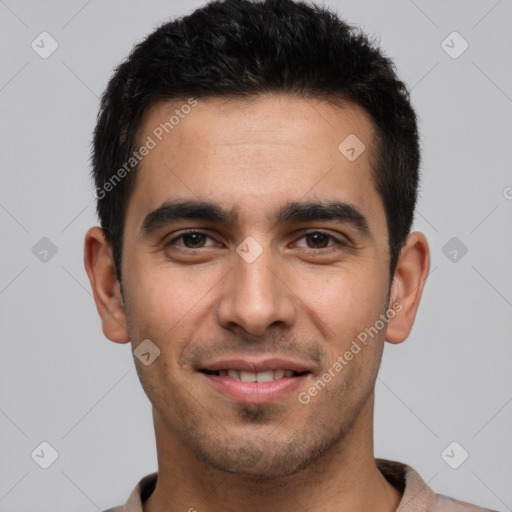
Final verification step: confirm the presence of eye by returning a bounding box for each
[165,230,219,250]
[294,231,345,250]
[163,229,348,255]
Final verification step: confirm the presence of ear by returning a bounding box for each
[385,231,430,344]
[84,226,130,344]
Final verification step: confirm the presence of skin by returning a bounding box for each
[84,93,430,512]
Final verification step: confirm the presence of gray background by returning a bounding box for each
[1,0,511,510]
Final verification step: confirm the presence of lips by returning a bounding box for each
[201,368,305,381]
[198,358,313,404]
[199,358,311,374]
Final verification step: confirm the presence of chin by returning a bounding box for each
[192,429,337,480]
[201,451,308,479]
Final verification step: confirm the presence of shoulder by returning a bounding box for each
[101,472,158,512]
[433,493,500,512]
[376,459,498,512]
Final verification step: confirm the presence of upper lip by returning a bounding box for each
[199,357,312,373]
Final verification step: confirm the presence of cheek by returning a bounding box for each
[289,262,388,341]
[123,259,226,359]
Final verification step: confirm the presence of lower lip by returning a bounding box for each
[200,373,309,404]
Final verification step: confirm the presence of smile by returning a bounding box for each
[199,360,312,404]
[201,368,309,381]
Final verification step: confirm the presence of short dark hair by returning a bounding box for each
[91,0,420,285]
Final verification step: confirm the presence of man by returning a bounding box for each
[84,0,497,510]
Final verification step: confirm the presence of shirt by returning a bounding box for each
[103,459,498,512]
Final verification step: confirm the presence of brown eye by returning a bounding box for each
[304,232,331,248]
[165,231,218,250]
[181,232,208,248]
[295,231,339,249]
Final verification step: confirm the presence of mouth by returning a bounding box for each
[200,368,310,381]
[198,359,313,404]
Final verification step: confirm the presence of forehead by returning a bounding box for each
[127,93,384,231]
[138,93,376,167]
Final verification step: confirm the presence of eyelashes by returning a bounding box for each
[164,229,349,254]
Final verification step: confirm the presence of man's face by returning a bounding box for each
[120,94,392,477]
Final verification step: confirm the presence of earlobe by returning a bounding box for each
[385,231,430,345]
[83,226,130,344]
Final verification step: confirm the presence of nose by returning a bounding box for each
[215,246,296,337]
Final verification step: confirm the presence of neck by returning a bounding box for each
[143,399,402,512]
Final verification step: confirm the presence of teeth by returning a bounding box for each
[227,369,240,380]
[240,370,256,382]
[218,369,299,381]
[273,369,285,379]
[256,370,274,382]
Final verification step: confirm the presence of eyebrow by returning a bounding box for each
[141,199,370,237]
